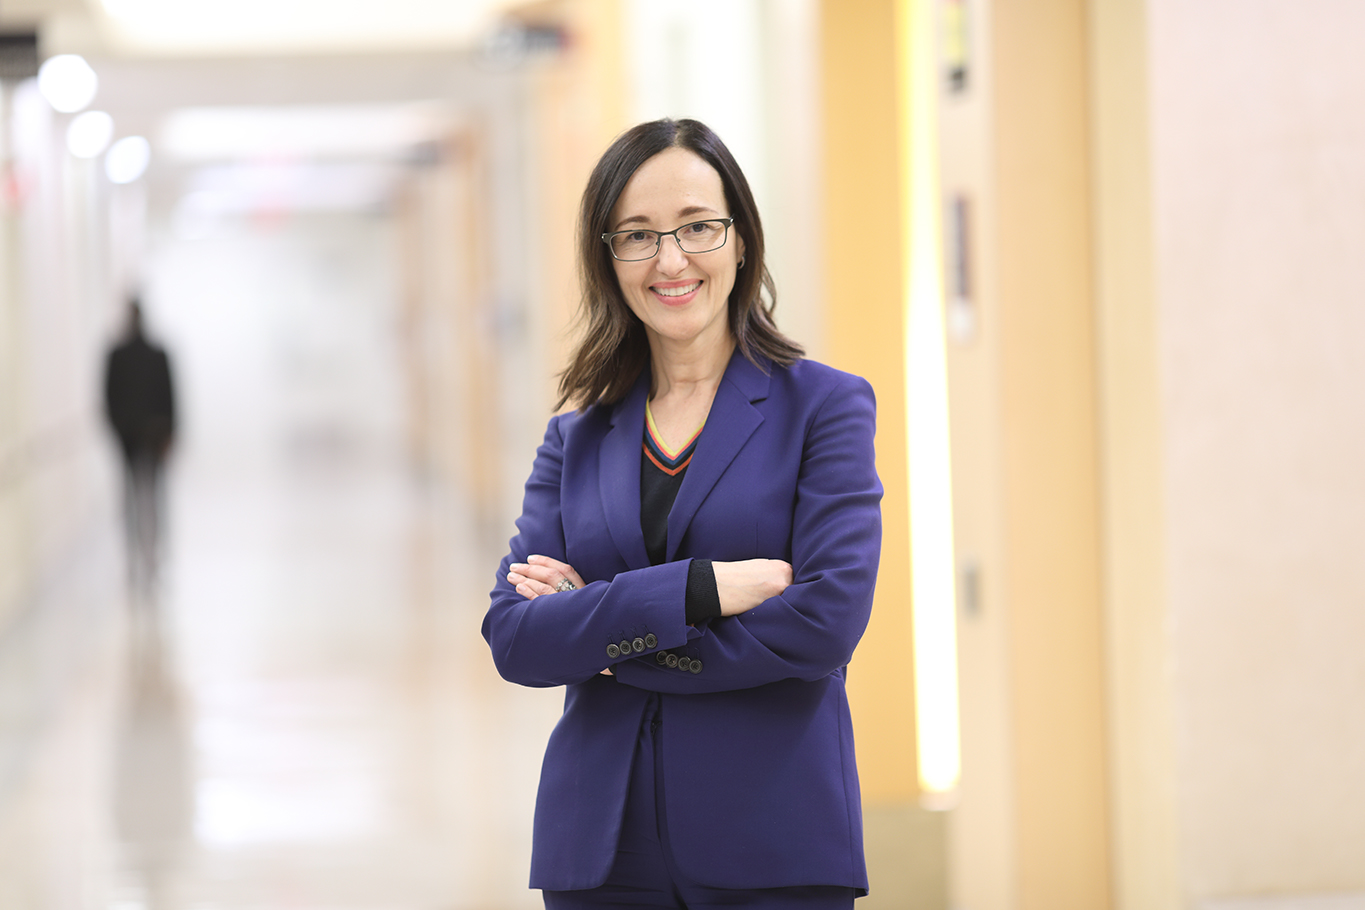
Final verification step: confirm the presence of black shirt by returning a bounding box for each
[640,405,721,624]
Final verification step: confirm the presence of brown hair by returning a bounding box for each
[556,118,803,411]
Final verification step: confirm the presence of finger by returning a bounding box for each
[509,564,557,589]
[526,555,586,588]
[508,567,559,582]
[508,570,551,591]
[511,561,562,583]
[526,554,571,573]
[521,557,586,590]
[516,580,555,599]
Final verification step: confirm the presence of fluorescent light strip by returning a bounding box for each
[900,0,962,805]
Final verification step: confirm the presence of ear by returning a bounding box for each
[734,231,746,264]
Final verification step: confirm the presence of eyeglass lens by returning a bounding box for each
[610,220,729,261]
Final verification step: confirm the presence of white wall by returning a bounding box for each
[1,78,125,626]
[1149,0,1365,900]
[621,0,825,359]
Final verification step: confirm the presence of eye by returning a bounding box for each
[624,230,655,243]
[683,221,712,235]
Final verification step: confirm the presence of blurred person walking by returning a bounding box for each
[103,298,176,594]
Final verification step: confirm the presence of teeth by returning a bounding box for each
[655,282,700,298]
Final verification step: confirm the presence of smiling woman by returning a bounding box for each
[483,119,884,908]
[560,119,801,411]
[604,147,743,371]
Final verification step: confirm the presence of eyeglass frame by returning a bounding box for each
[600,217,737,262]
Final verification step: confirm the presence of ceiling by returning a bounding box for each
[1,1,556,214]
[1,0,526,58]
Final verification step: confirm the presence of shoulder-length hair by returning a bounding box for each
[556,118,804,411]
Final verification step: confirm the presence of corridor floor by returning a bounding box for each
[0,424,558,910]
[0,215,560,909]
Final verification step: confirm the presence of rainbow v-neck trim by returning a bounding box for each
[643,401,704,477]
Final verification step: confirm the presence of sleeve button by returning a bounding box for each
[606,643,620,659]
[644,633,658,649]
[656,652,669,665]
[619,639,632,655]
[677,657,693,672]
[665,653,679,668]
[632,637,646,653]
[689,660,703,674]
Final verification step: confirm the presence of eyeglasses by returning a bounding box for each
[601,217,735,262]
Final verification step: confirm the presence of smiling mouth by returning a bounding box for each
[653,281,701,298]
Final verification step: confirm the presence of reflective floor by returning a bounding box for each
[0,215,561,909]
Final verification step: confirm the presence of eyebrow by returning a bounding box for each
[612,205,721,231]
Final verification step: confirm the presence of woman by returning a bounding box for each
[483,118,882,908]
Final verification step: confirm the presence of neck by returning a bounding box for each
[647,333,736,400]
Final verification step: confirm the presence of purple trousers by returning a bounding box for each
[543,697,858,909]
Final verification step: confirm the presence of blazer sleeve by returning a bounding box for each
[611,374,882,695]
[482,414,696,688]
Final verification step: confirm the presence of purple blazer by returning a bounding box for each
[483,350,882,893]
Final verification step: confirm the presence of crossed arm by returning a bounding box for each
[483,374,881,692]
[508,555,791,616]
[507,555,791,676]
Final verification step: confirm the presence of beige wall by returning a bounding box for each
[1149,0,1365,900]
[1088,1,1181,908]
[937,0,1019,906]
[940,1,1113,907]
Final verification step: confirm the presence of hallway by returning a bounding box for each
[0,212,559,909]
[7,2,1365,908]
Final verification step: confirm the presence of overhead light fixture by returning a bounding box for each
[67,111,115,159]
[158,104,448,162]
[96,0,504,55]
[101,0,153,18]
[106,136,152,183]
[37,54,99,113]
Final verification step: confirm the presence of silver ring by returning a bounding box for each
[554,579,577,592]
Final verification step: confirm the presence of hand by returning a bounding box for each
[712,559,793,616]
[507,554,587,601]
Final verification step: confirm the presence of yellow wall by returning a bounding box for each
[819,0,918,806]
[820,0,1117,907]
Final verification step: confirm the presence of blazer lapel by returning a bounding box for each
[665,351,770,562]
[600,370,652,570]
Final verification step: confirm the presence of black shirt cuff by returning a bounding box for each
[685,559,722,625]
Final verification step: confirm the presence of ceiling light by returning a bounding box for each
[68,111,115,159]
[96,0,511,55]
[158,104,449,162]
[106,136,152,183]
[37,55,99,113]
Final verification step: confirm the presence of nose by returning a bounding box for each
[655,233,689,273]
